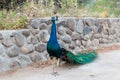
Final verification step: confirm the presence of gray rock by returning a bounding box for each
[57,21,66,27]
[108,35,114,40]
[84,19,93,26]
[40,19,45,23]
[11,32,17,37]
[57,34,61,39]
[81,40,87,46]
[102,34,108,39]
[92,26,98,33]
[69,41,76,50]
[92,39,99,47]
[42,51,49,60]
[99,38,108,43]
[71,32,80,40]
[37,30,49,43]
[108,40,113,43]
[17,55,32,66]
[97,25,103,33]
[83,26,92,35]
[39,52,48,61]
[0,44,6,55]
[113,34,117,39]
[29,51,41,62]
[48,25,51,34]
[41,19,52,25]
[27,35,38,44]
[35,34,40,42]
[113,39,117,43]
[7,45,19,57]
[115,29,120,37]
[9,60,20,69]
[66,19,75,31]
[22,30,30,37]
[30,29,39,35]
[20,44,34,54]
[2,38,13,47]
[57,26,66,35]
[83,35,90,41]
[58,40,66,48]
[89,31,94,40]
[79,33,84,39]
[108,28,115,35]
[15,33,26,47]
[0,56,12,72]
[39,23,47,30]
[30,19,41,29]
[0,33,3,40]
[117,38,120,42]
[66,28,72,35]
[86,40,92,48]
[75,40,81,47]
[44,20,52,25]
[75,19,84,33]
[103,29,109,35]
[62,35,72,43]
[80,46,85,50]
[93,25,103,34]
[74,47,81,54]
[35,43,46,52]
[93,34,102,39]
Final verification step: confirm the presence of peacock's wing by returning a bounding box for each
[66,50,98,64]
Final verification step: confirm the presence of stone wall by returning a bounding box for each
[0,18,120,72]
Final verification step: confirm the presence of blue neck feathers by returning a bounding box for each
[49,20,57,42]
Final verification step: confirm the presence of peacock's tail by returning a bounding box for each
[65,50,98,64]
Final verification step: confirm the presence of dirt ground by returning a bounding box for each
[0,45,120,80]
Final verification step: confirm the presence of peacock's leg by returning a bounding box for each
[51,57,59,76]
[56,58,60,67]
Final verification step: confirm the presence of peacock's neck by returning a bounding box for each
[49,21,57,41]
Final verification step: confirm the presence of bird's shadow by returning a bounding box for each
[58,62,81,70]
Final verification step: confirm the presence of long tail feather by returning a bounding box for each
[66,50,98,64]
[61,48,98,64]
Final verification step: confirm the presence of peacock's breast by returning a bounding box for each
[47,41,62,57]
[47,41,60,51]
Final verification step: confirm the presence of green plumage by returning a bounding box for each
[65,50,98,64]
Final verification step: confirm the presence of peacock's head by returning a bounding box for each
[51,16,58,22]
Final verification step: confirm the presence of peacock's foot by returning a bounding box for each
[51,72,59,76]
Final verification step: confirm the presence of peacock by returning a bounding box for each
[47,16,98,76]
[47,16,64,76]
